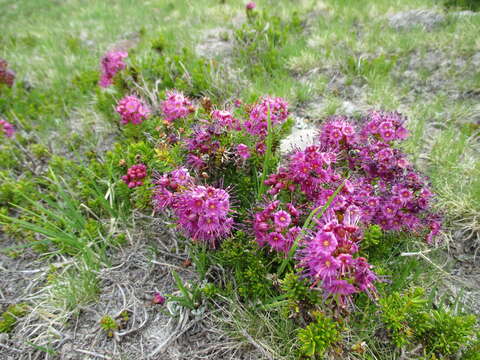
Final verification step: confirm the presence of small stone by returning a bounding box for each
[195,28,233,59]
[279,117,317,156]
[0,333,9,343]
[389,10,445,30]
[342,101,358,116]
[472,52,480,67]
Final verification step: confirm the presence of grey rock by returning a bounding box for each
[195,28,234,59]
[342,101,358,116]
[0,333,9,343]
[389,10,445,30]
[279,117,317,155]
[472,52,480,67]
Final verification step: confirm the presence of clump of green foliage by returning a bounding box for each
[380,287,479,358]
[234,10,304,77]
[280,272,320,314]
[213,231,272,300]
[379,287,430,347]
[362,224,383,250]
[419,309,477,357]
[130,45,222,99]
[297,312,341,359]
[444,0,480,11]
[0,303,28,333]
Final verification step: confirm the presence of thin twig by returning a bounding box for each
[73,348,112,359]
[0,343,22,352]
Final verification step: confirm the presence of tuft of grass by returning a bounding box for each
[0,303,28,333]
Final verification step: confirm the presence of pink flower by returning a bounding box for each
[0,59,15,87]
[198,214,220,233]
[380,127,395,141]
[205,198,225,216]
[171,167,191,186]
[246,2,256,10]
[255,142,266,155]
[0,118,15,138]
[313,231,338,255]
[245,96,289,138]
[267,232,286,252]
[398,188,412,201]
[99,51,128,87]
[273,210,291,229]
[122,164,147,188]
[211,109,237,129]
[116,95,150,125]
[382,203,397,218]
[161,90,193,123]
[426,218,441,244]
[236,144,251,160]
[324,279,356,296]
[153,172,233,248]
[313,255,340,281]
[153,293,166,305]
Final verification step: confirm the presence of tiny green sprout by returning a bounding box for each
[201,283,219,299]
[99,315,118,337]
[117,310,131,330]
[120,310,129,322]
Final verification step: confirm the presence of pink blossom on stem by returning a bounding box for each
[244,96,289,138]
[0,118,15,138]
[122,164,147,188]
[116,95,150,125]
[99,51,128,87]
[152,293,165,305]
[161,90,193,123]
[236,144,251,160]
[0,58,15,87]
[153,169,234,248]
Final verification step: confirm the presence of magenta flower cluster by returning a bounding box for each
[116,95,150,125]
[359,110,409,143]
[253,201,301,253]
[264,144,339,200]
[244,96,289,138]
[254,111,441,306]
[184,124,222,170]
[318,116,356,149]
[211,109,239,130]
[297,206,380,307]
[161,91,193,123]
[152,292,166,305]
[122,164,147,188]
[0,59,15,88]
[319,111,441,243]
[99,51,128,88]
[180,95,289,173]
[153,168,233,247]
[0,118,15,138]
[236,144,250,160]
[246,2,256,10]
